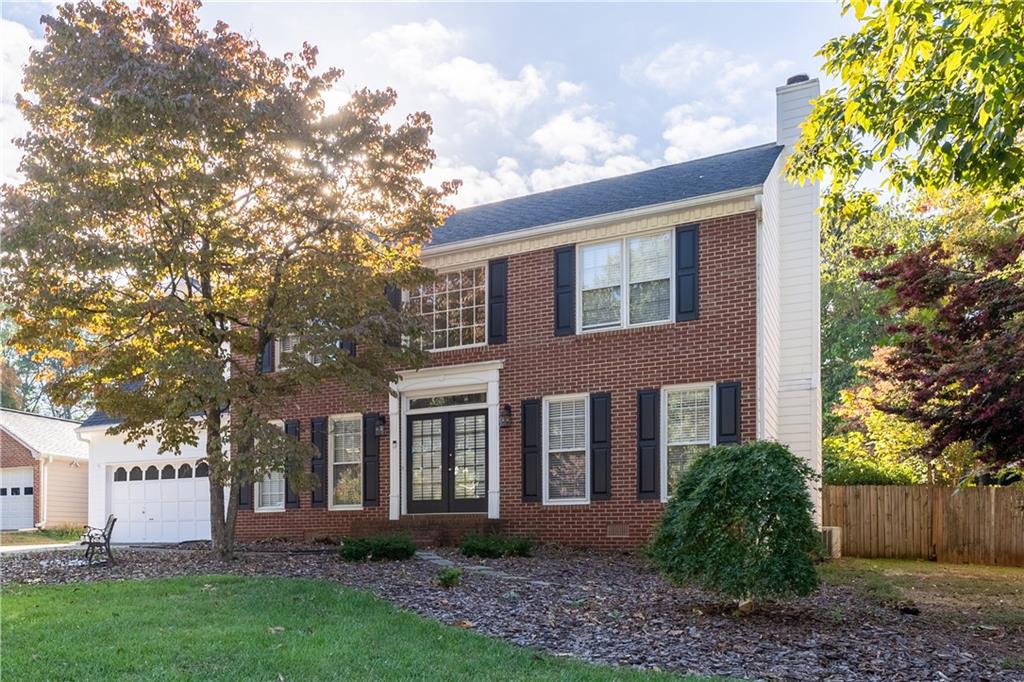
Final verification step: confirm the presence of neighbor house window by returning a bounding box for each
[543,395,589,504]
[579,231,673,331]
[662,384,714,498]
[408,266,486,350]
[330,415,362,509]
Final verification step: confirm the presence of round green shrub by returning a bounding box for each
[649,441,820,601]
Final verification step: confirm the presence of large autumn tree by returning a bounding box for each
[1,0,456,558]
[792,0,1024,470]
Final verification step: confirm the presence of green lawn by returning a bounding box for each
[0,525,81,546]
[1,576,700,681]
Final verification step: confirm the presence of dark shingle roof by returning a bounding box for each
[430,143,783,247]
[79,409,121,429]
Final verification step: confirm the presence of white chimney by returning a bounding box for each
[758,74,822,521]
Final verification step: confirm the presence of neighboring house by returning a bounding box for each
[82,76,821,548]
[0,408,89,531]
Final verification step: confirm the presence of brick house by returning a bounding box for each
[81,76,821,548]
[1,408,89,530]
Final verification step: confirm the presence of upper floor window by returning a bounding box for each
[579,231,673,332]
[662,384,714,499]
[409,266,486,351]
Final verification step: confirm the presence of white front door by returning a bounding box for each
[0,467,35,530]
[109,462,211,543]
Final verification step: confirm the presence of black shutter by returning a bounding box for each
[590,393,612,500]
[716,381,741,445]
[284,419,300,508]
[362,413,380,507]
[310,417,328,507]
[521,399,542,501]
[675,224,699,322]
[384,284,402,347]
[637,389,660,499]
[487,258,508,344]
[237,481,253,510]
[553,246,575,336]
[260,337,275,373]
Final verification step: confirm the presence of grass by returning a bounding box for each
[0,525,82,546]
[1,576,706,681]
[820,558,1024,632]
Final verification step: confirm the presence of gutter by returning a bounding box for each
[423,185,763,258]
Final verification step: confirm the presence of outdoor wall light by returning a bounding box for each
[374,415,386,437]
[500,403,512,428]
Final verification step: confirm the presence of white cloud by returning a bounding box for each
[661,104,766,163]
[529,111,636,163]
[362,20,463,71]
[556,80,583,101]
[1,18,40,186]
[427,59,546,120]
[528,155,650,193]
[425,156,530,208]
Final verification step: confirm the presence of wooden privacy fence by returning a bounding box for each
[822,485,1024,567]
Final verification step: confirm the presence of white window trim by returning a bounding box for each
[275,334,321,369]
[406,263,489,353]
[542,393,590,506]
[576,229,675,334]
[660,382,716,502]
[328,413,363,511]
[255,419,286,513]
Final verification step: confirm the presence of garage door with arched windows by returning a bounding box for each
[109,461,211,543]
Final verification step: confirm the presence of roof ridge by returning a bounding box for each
[0,407,83,425]
[443,141,780,215]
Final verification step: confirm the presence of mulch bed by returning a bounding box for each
[2,545,1020,681]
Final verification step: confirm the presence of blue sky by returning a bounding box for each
[2,2,855,206]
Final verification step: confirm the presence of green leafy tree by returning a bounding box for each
[1,0,456,559]
[649,442,820,605]
[1,320,92,419]
[789,0,1024,221]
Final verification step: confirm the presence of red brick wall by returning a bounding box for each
[1,428,41,525]
[236,211,759,548]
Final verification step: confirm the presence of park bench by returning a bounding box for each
[80,514,116,565]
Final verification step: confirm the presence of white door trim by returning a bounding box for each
[388,360,503,520]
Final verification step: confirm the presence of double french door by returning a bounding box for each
[407,409,487,513]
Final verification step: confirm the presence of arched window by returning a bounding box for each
[145,465,159,480]
[178,463,193,478]
[161,465,175,480]
[195,461,209,478]
[113,467,127,482]
[129,466,143,481]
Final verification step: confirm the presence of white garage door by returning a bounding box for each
[1,467,35,530]
[109,462,211,543]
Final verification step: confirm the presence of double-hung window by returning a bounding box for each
[409,266,487,351]
[579,231,673,332]
[330,415,362,509]
[543,395,589,504]
[662,384,715,499]
[255,420,287,512]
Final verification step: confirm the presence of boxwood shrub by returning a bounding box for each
[339,534,416,562]
[460,534,534,559]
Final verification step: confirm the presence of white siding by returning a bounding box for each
[763,78,823,520]
[757,156,782,440]
[43,459,88,527]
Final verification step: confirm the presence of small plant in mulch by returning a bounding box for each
[460,534,534,559]
[338,534,416,562]
[436,567,463,588]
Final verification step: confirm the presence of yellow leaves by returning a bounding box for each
[850,0,868,21]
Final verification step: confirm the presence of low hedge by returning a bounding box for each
[460,534,533,559]
[339,534,416,562]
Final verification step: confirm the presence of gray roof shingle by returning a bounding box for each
[0,408,88,459]
[430,142,783,247]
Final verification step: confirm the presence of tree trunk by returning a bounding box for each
[205,408,239,562]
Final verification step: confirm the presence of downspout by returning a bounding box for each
[36,455,49,529]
